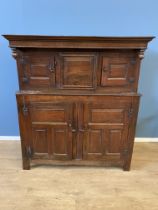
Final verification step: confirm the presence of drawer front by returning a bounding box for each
[17,51,56,89]
[100,51,139,91]
[57,52,97,89]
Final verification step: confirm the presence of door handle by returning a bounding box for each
[72,129,77,133]
[68,122,77,133]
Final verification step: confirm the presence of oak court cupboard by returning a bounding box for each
[3,35,154,170]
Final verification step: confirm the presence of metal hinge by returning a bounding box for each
[26,146,33,158]
[123,149,128,156]
[128,107,133,118]
[22,95,28,116]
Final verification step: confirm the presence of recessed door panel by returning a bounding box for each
[18,51,56,89]
[91,108,124,123]
[101,51,137,88]
[32,127,49,154]
[58,52,97,89]
[52,127,72,159]
[108,129,122,154]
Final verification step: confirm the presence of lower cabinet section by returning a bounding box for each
[16,93,140,170]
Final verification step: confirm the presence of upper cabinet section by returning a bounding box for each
[3,35,154,92]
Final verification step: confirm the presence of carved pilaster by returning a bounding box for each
[138,49,145,59]
[11,48,18,59]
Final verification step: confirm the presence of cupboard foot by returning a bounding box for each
[22,159,30,170]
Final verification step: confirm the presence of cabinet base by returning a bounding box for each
[22,159,131,171]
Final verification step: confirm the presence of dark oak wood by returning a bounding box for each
[3,48,148,92]
[3,35,154,49]
[16,94,140,169]
[4,35,154,170]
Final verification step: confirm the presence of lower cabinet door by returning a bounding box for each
[82,98,131,161]
[19,99,74,160]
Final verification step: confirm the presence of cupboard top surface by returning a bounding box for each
[3,35,154,49]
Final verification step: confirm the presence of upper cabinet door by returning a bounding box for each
[17,51,56,89]
[101,51,139,91]
[57,52,98,89]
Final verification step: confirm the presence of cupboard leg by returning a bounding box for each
[22,157,30,170]
[123,163,131,171]
[123,155,132,171]
[21,142,31,170]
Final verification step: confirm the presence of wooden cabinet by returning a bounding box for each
[4,35,154,170]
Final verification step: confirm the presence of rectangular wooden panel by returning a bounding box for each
[88,130,103,153]
[83,129,105,159]
[101,51,138,91]
[31,108,65,122]
[91,109,124,123]
[53,129,67,154]
[58,52,97,89]
[32,127,49,154]
[108,130,122,153]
